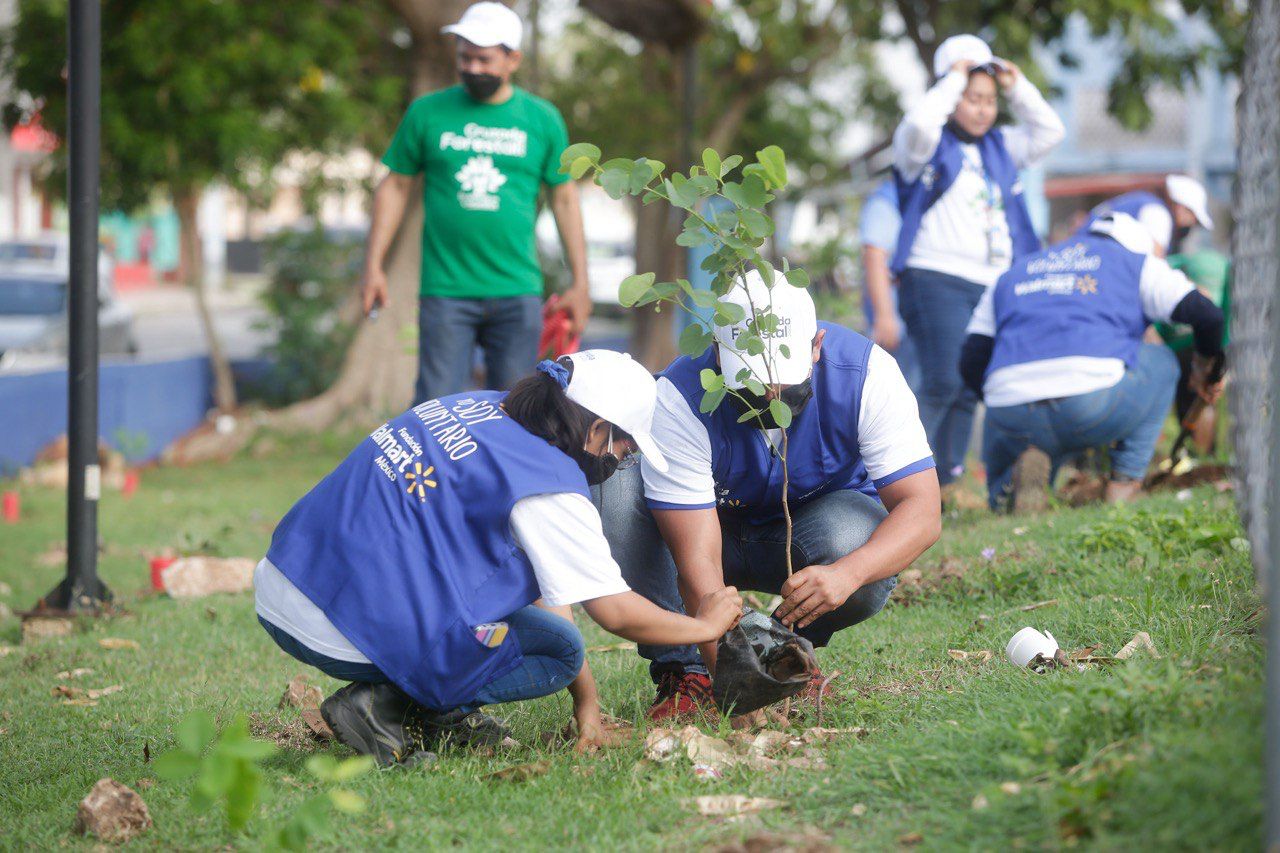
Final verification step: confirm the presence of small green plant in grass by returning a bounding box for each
[273,754,375,851]
[154,712,276,832]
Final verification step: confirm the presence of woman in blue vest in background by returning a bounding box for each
[959,213,1226,511]
[1079,174,1216,257]
[892,33,1064,489]
[254,350,744,766]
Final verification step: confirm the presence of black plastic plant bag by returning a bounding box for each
[712,608,818,715]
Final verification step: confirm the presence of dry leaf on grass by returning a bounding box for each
[300,709,333,740]
[73,778,151,842]
[1000,781,1023,795]
[643,727,682,761]
[947,649,994,662]
[898,831,924,846]
[160,556,255,598]
[693,795,784,816]
[1115,632,1161,660]
[98,638,139,651]
[800,726,867,743]
[0,645,14,657]
[484,760,551,782]
[22,617,74,643]
[711,829,836,853]
[248,712,326,752]
[55,667,94,679]
[585,641,637,653]
[972,793,989,810]
[53,684,122,704]
[279,675,323,712]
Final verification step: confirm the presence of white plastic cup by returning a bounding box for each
[1006,626,1059,667]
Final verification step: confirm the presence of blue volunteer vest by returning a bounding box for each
[265,391,590,710]
[891,126,1041,275]
[660,323,881,524]
[1079,191,1163,235]
[986,233,1148,380]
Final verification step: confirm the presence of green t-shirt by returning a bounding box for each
[382,85,570,299]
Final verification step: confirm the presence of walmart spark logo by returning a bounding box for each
[404,462,438,502]
[1076,274,1099,295]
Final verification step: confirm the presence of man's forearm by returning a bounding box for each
[365,175,414,273]
[551,183,589,286]
[863,247,896,320]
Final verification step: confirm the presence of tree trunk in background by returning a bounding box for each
[175,189,237,413]
[630,197,682,369]
[273,0,472,431]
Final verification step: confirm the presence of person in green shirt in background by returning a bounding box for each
[360,2,591,403]
[1156,250,1231,454]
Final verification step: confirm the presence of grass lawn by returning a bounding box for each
[0,429,1264,850]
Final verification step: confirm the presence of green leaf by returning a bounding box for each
[295,796,331,839]
[757,259,776,286]
[568,156,592,180]
[153,750,201,781]
[702,148,722,180]
[224,765,261,831]
[744,335,765,356]
[675,278,694,296]
[645,159,666,176]
[617,272,656,307]
[737,406,762,424]
[688,175,718,197]
[559,142,601,169]
[768,398,793,429]
[714,300,746,324]
[742,377,767,396]
[196,750,236,800]
[219,738,277,762]
[699,386,727,414]
[688,288,719,309]
[679,323,714,356]
[722,174,769,209]
[737,209,774,238]
[305,754,340,781]
[629,161,655,193]
[699,368,725,391]
[328,789,366,814]
[756,145,787,189]
[721,154,744,175]
[784,267,811,288]
[779,344,791,359]
[599,167,631,199]
[676,228,709,248]
[600,157,635,173]
[177,711,217,754]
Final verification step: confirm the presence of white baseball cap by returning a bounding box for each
[441,2,523,51]
[1165,174,1214,230]
[561,350,669,472]
[715,269,818,391]
[933,34,995,79]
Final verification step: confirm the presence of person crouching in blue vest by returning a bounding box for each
[960,213,1227,511]
[254,350,745,766]
[1078,174,1216,257]
[891,33,1064,490]
[598,271,941,720]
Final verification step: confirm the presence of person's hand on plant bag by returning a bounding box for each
[774,563,859,629]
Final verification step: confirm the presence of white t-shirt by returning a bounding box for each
[893,72,1066,286]
[641,346,934,508]
[254,491,629,662]
[966,214,1195,407]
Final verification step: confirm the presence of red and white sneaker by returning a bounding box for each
[648,670,716,722]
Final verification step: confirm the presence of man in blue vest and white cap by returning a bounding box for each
[1081,174,1215,256]
[960,212,1226,511]
[599,271,941,720]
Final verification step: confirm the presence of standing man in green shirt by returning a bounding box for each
[361,2,591,403]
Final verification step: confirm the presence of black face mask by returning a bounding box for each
[577,451,620,486]
[730,377,814,430]
[460,72,503,101]
[1169,225,1192,255]
[946,118,982,145]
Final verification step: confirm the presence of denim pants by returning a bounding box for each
[595,465,896,680]
[897,267,987,485]
[982,343,1180,508]
[414,295,542,404]
[258,605,585,712]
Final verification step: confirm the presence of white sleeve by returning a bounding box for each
[966,287,997,336]
[892,71,968,183]
[640,377,717,508]
[999,75,1066,168]
[1137,203,1173,253]
[509,492,631,607]
[857,347,935,487]
[1138,255,1196,323]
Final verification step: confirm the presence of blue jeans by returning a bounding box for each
[414,295,542,404]
[898,267,987,485]
[983,343,1180,509]
[258,605,584,712]
[595,465,896,679]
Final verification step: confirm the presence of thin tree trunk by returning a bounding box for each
[175,189,237,413]
[630,197,681,370]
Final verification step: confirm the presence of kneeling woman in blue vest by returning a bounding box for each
[960,213,1226,510]
[254,350,744,766]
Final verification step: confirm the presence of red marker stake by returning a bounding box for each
[1,492,18,523]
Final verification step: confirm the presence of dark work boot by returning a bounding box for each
[413,708,511,750]
[320,682,435,767]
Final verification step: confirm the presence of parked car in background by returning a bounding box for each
[0,232,115,289]
[0,270,137,370]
